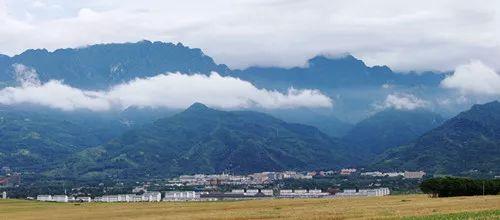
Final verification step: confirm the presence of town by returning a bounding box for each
[166,169,425,186]
[33,187,392,203]
[17,168,426,203]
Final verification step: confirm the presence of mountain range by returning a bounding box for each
[53,103,350,180]
[0,40,454,122]
[0,41,229,89]
[0,41,498,180]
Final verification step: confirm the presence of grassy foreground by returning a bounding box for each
[0,195,499,220]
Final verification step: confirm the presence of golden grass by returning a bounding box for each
[0,195,499,220]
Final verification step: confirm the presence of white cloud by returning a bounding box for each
[0,65,333,111]
[441,60,500,95]
[379,93,428,110]
[0,0,499,71]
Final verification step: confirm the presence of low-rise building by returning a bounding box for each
[37,195,52,202]
[361,171,384,177]
[230,189,245,194]
[294,189,307,194]
[52,195,69,203]
[336,188,390,197]
[404,171,425,179]
[260,189,274,196]
[278,189,329,198]
[143,191,161,202]
[245,189,259,196]
[131,195,144,202]
[163,191,199,201]
[75,197,91,202]
[308,189,322,194]
[340,168,357,175]
[102,195,120,202]
[385,172,404,177]
[279,189,293,196]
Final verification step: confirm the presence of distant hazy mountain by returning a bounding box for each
[233,55,444,90]
[376,101,500,174]
[342,109,444,156]
[0,40,229,89]
[0,41,451,122]
[0,41,444,91]
[57,103,351,179]
[265,108,353,137]
[233,55,447,121]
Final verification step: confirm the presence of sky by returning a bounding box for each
[0,0,499,72]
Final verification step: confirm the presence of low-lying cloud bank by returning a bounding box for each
[379,93,429,110]
[0,65,333,111]
[441,60,500,96]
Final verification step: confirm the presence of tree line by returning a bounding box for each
[420,177,500,197]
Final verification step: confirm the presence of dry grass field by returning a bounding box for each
[0,195,499,220]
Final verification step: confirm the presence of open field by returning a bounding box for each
[0,195,499,220]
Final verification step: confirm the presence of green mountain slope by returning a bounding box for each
[342,109,444,155]
[59,103,351,179]
[375,101,500,174]
[0,107,125,172]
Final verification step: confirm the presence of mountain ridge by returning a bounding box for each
[54,103,352,179]
[375,101,500,174]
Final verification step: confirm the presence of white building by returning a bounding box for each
[336,188,390,197]
[294,189,307,194]
[230,189,245,194]
[52,195,69,203]
[340,168,357,175]
[245,189,259,196]
[260,189,274,196]
[279,189,293,196]
[118,194,135,202]
[385,172,404,177]
[131,195,144,202]
[163,191,199,201]
[404,171,425,179]
[279,189,329,198]
[308,189,323,194]
[75,197,91,202]
[101,195,119,202]
[361,171,384,177]
[143,191,161,202]
[37,195,52,202]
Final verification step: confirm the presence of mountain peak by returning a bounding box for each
[185,102,210,112]
[307,54,367,69]
[480,100,500,108]
[466,100,500,114]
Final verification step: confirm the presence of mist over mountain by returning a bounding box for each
[0,41,498,180]
[342,109,444,156]
[233,55,444,90]
[0,41,458,122]
[376,101,500,174]
[264,108,353,138]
